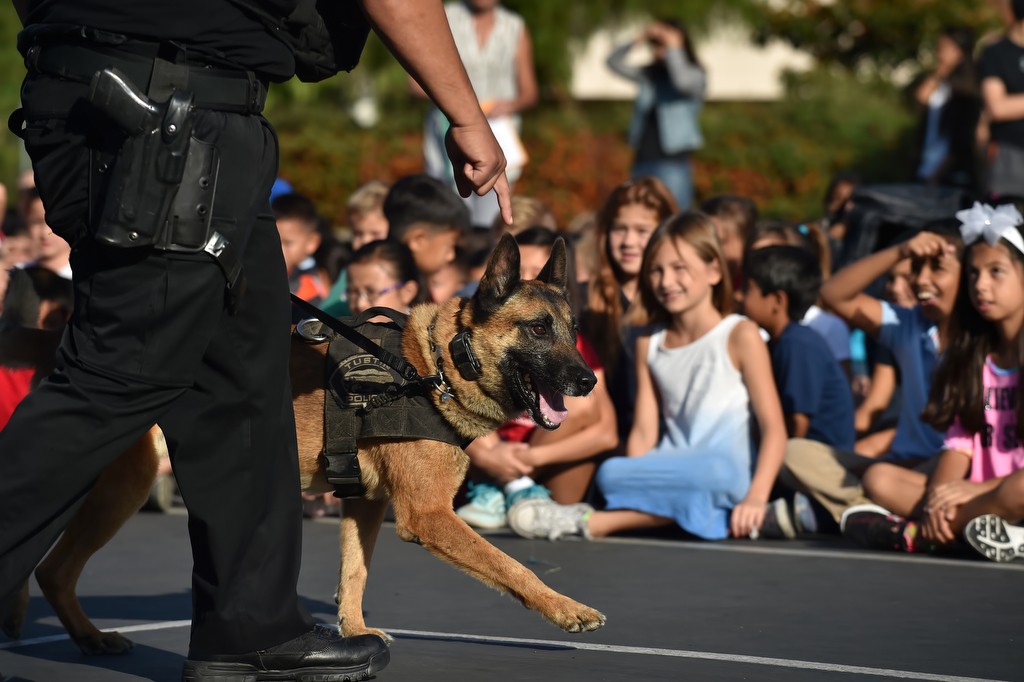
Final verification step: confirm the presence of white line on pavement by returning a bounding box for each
[0,620,191,650]
[381,627,1008,682]
[0,620,1006,682]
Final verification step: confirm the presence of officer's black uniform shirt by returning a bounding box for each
[26,0,295,80]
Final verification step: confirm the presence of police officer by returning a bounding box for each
[1,0,511,680]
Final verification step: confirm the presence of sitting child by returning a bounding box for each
[700,194,757,297]
[456,227,618,528]
[427,251,470,303]
[345,239,426,317]
[348,180,391,251]
[741,246,856,538]
[746,219,851,378]
[1,213,36,268]
[743,245,855,450]
[841,203,1024,562]
[507,212,787,542]
[273,192,329,312]
[322,179,391,318]
[0,266,73,428]
[583,177,679,451]
[383,174,468,283]
[852,257,917,457]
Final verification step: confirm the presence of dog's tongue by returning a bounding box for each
[538,389,568,426]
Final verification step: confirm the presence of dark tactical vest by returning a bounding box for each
[295,307,464,498]
[227,0,371,81]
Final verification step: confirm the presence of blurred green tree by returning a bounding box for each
[0,4,28,188]
[752,0,1004,72]
[0,2,1008,220]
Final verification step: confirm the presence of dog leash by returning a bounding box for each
[289,294,434,389]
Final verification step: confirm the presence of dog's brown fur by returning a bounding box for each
[2,234,606,655]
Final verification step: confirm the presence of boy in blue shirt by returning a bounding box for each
[742,246,856,450]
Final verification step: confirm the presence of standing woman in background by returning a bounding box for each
[977,0,1024,200]
[913,26,980,190]
[412,0,538,228]
[607,19,707,211]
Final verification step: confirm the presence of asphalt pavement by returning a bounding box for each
[1,506,1021,682]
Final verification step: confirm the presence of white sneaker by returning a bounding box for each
[507,498,593,541]
[456,483,507,529]
[964,514,1024,563]
[793,493,818,534]
[839,503,893,534]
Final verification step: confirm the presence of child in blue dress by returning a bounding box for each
[508,211,787,540]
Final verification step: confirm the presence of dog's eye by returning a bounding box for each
[530,323,547,337]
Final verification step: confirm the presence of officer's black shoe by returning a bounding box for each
[182,625,390,681]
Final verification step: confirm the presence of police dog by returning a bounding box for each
[2,233,606,654]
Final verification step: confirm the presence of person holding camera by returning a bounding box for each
[606,19,707,210]
[913,26,980,190]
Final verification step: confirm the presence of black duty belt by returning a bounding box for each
[25,43,268,114]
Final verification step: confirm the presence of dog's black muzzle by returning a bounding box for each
[564,364,597,397]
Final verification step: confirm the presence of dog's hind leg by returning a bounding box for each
[1,581,30,640]
[35,426,164,655]
[337,496,390,641]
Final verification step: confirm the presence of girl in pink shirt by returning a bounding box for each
[942,361,1021,484]
[841,203,1023,561]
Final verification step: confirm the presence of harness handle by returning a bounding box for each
[289,295,422,383]
[351,305,408,328]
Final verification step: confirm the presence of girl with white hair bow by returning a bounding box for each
[842,202,1024,561]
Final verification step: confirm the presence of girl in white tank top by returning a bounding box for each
[508,212,787,542]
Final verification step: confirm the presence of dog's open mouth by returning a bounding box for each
[513,371,568,430]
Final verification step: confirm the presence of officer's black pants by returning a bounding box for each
[0,71,313,656]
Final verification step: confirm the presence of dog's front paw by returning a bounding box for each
[339,621,394,645]
[75,630,134,656]
[545,597,606,633]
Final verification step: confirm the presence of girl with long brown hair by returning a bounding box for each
[583,177,677,443]
[509,212,787,542]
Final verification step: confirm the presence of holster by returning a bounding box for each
[88,66,244,311]
[90,68,219,253]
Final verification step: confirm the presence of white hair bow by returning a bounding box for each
[955,202,1024,255]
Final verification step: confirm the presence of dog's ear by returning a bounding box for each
[474,232,521,319]
[536,237,568,290]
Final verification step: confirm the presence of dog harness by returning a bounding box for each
[292,298,466,499]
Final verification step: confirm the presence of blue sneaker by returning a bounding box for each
[506,483,552,508]
[456,483,507,529]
